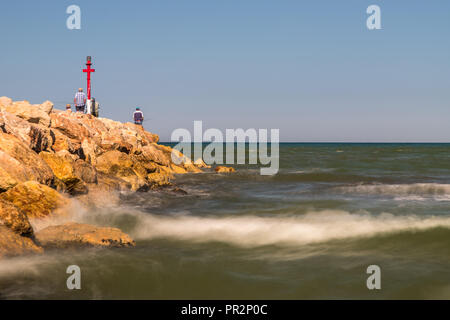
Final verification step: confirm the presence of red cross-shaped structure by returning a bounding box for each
[82,56,95,100]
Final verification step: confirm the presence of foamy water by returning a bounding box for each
[2,143,450,299]
[132,210,450,247]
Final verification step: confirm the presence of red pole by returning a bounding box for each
[82,56,95,100]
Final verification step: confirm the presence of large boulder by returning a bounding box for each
[0,199,34,237]
[1,100,52,127]
[51,128,80,154]
[95,150,148,191]
[40,151,78,181]
[39,151,87,195]
[35,222,136,248]
[40,151,98,195]
[0,132,55,191]
[0,226,43,258]
[96,172,131,191]
[50,111,89,140]
[0,181,70,219]
[140,144,172,167]
[73,158,98,184]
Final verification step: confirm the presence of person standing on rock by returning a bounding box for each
[133,107,144,125]
[74,88,87,113]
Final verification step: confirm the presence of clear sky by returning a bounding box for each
[1,0,449,142]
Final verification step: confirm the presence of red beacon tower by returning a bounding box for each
[82,56,95,100]
[82,56,99,117]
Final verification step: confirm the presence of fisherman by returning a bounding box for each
[74,88,87,113]
[133,107,144,125]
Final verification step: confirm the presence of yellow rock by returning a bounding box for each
[215,166,236,173]
[0,132,55,191]
[0,226,43,259]
[0,199,34,237]
[0,181,71,219]
[194,158,211,168]
[35,222,135,248]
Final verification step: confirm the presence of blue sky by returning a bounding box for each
[1,0,449,142]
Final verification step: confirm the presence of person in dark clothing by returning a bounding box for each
[133,107,144,125]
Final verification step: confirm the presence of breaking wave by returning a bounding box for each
[131,210,450,248]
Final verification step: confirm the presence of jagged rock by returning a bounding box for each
[81,138,102,165]
[96,172,131,191]
[40,151,78,182]
[0,226,43,258]
[215,166,236,173]
[0,199,33,237]
[1,100,52,127]
[35,222,135,248]
[39,151,97,195]
[0,96,13,109]
[0,132,55,191]
[0,181,70,219]
[141,144,172,167]
[170,164,188,174]
[95,150,148,191]
[147,171,172,187]
[167,146,202,173]
[0,110,52,152]
[194,158,211,168]
[50,112,90,140]
[143,131,159,144]
[0,96,211,258]
[73,158,98,184]
[51,129,79,153]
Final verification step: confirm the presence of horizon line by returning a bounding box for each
[159,141,450,144]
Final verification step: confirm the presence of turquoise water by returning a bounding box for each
[1,143,450,299]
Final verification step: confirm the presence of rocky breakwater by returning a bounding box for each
[0,96,203,258]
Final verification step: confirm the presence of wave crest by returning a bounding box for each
[132,210,450,248]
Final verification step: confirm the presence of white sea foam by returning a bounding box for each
[338,183,450,197]
[131,210,450,248]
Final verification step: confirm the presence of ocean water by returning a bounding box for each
[1,143,450,299]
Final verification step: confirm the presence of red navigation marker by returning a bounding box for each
[82,56,95,100]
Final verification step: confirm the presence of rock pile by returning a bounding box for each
[0,96,204,258]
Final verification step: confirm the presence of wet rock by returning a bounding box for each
[215,166,236,173]
[147,172,172,188]
[0,181,70,219]
[96,172,131,191]
[0,199,33,237]
[35,222,136,248]
[0,226,43,258]
[171,187,188,195]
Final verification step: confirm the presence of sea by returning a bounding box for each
[1,143,449,299]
